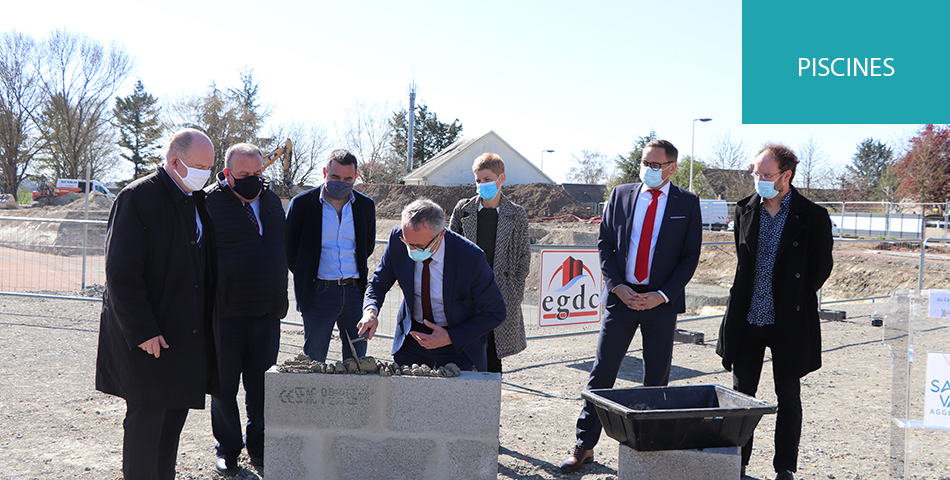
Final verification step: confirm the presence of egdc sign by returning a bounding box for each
[538,250,602,327]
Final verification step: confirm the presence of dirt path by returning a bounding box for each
[3,296,947,479]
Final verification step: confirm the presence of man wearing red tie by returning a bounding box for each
[561,139,703,471]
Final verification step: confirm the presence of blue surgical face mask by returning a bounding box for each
[476,180,499,201]
[407,245,434,262]
[755,179,780,199]
[639,164,665,189]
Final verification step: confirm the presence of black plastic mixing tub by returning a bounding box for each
[581,384,777,451]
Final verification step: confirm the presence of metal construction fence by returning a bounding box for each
[1,214,948,341]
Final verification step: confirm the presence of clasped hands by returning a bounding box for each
[357,309,452,349]
[613,285,664,311]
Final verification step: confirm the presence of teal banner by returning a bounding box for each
[742,1,950,124]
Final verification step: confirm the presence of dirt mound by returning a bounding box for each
[355,183,592,219]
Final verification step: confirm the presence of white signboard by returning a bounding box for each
[928,290,950,318]
[924,352,950,428]
[538,249,602,327]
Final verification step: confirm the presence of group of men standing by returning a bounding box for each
[93,129,832,480]
[94,129,531,478]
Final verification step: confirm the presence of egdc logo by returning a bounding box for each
[541,256,600,321]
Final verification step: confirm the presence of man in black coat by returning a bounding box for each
[716,144,833,480]
[205,143,288,475]
[286,150,375,362]
[95,128,219,480]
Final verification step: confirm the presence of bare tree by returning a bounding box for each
[567,149,610,184]
[0,31,45,196]
[796,136,831,190]
[264,121,331,187]
[34,29,134,179]
[336,101,395,183]
[708,132,748,170]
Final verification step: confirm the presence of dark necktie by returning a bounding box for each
[244,202,260,233]
[634,189,662,283]
[421,258,433,322]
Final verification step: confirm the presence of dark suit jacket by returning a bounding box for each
[95,167,219,409]
[598,182,703,313]
[286,185,375,311]
[363,227,506,371]
[716,186,833,381]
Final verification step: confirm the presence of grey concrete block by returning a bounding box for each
[265,370,379,430]
[333,436,435,480]
[263,433,307,480]
[447,439,499,480]
[388,371,501,436]
[618,444,740,480]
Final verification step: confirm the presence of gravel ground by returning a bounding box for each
[4,294,949,480]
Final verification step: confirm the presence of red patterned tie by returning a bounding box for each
[244,202,260,233]
[421,258,434,322]
[634,189,662,283]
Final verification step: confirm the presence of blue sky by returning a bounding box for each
[2,0,918,183]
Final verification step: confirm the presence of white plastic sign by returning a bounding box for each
[924,352,950,428]
[538,249,602,327]
[928,290,950,318]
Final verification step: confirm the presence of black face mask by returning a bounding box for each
[231,175,263,200]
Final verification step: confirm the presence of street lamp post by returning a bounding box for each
[689,118,712,193]
[541,149,554,170]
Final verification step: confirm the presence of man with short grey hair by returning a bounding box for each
[205,142,287,475]
[357,198,506,371]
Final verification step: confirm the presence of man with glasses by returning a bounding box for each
[716,144,833,480]
[357,198,505,371]
[561,139,702,472]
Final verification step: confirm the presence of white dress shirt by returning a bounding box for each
[624,182,671,302]
[411,232,447,327]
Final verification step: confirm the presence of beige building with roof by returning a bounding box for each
[403,131,555,185]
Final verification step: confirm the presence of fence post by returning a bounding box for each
[82,163,90,290]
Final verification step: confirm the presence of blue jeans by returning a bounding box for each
[301,282,365,362]
[210,315,280,462]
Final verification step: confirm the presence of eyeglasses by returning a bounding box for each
[400,230,442,251]
[641,160,674,170]
[750,170,784,181]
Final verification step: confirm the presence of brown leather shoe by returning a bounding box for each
[560,445,594,471]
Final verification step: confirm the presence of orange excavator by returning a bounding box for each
[262,139,293,187]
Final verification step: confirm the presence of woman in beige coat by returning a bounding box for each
[449,153,531,373]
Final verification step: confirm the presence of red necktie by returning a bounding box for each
[634,189,662,283]
[244,202,260,233]
[421,258,433,322]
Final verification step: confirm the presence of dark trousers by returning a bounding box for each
[123,402,189,480]
[486,331,502,373]
[732,322,802,473]
[301,282,365,362]
[575,298,677,449]
[211,315,280,462]
[395,322,477,372]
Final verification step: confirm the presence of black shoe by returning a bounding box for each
[250,456,264,468]
[775,470,794,480]
[215,457,239,476]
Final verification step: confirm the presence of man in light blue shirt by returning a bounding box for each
[286,150,376,362]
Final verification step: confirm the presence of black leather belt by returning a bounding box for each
[317,278,357,286]
[624,283,649,294]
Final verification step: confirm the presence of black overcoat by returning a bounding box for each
[95,167,219,409]
[716,186,833,381]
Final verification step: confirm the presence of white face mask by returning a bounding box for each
[173,160,211,191]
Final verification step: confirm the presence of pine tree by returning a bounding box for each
[389,102,462,169]
[845,138,893,200]
[113,80,162,179]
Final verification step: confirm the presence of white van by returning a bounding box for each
[55,179,116,199]
[700,199,729,231]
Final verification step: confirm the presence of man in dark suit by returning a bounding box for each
[205,143,288,475]
[286,150,375,362]
[95,128,219,480]
[716,144,833,480]
[561,139,702,471]
[357,198,506,372]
